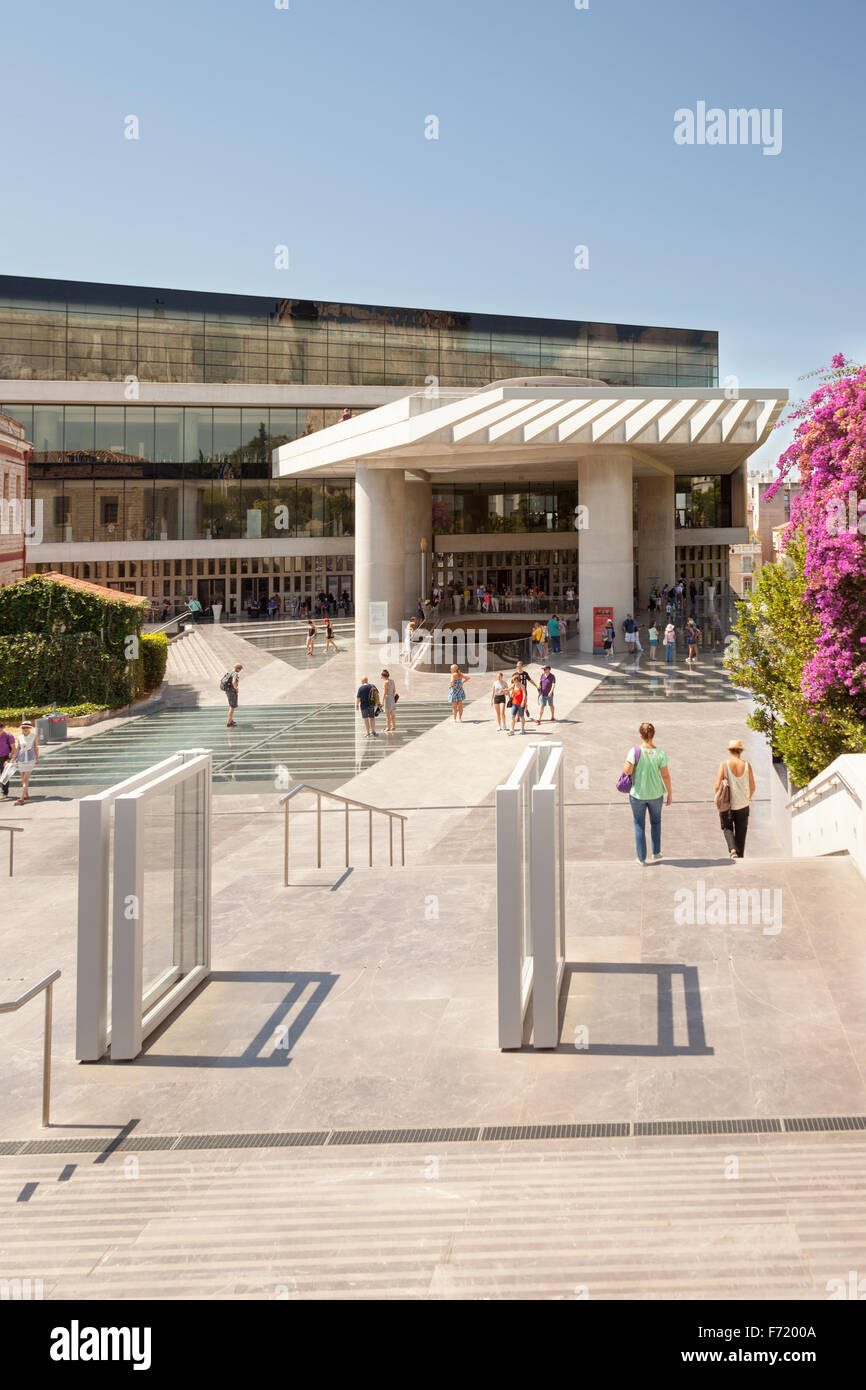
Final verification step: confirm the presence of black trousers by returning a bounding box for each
[720,806,749,857]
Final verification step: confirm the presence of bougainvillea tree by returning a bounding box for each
[768,354,866,706]
[726,355,866,783]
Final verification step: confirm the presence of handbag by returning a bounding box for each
[616,746,640,794]
[714,763,731,812]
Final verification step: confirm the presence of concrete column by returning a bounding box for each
[404,474,432,616]
[355,463,406,642]
[578,451,634,653]
[637,474,675,606]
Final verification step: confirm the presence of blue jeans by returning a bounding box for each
[665,643,674,664]
[631,794,663,861]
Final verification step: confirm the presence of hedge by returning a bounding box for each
[0,575,143,656]
[0,632,132,709]
[140,633,168,693]
[0,703,109,722]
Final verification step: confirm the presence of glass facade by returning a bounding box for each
[433,482,578,534]
[3,403,354,543]
[675,475,732,529]
[0,277,718,388]
[434,549,579,607]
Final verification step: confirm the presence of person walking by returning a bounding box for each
[548,614,561,655]
[324,616,338,653]
[380,668,397,734]
[711,613,723,650]
[305,617,317,656]
[448,664,470,722]
[187,593,203,624]
[356,675,379,737]
[222,663,243,727]
[536,665,556,724]
[12,718,39,804]
[603,618,616,660]
[490,671,508,730]
[531,621,545,660]
[621,721,672,865]
[686,618,700,663]
[664,621,676,665]
[715,738,756,859]
[511,660,538,726]
[0,721,18,798]
[648,622,659,661]
[507,676,527,734]
[623,613,637,653]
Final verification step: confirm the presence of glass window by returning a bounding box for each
[31,405,63,458]
[154,407,184,463]
[64,405,95,454]
[125,407,155,460]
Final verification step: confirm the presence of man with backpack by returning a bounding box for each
[220,663,243,727]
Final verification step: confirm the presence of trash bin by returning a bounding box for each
[35,717,51,742]
[47,713,68,742]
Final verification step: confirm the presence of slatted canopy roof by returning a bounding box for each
[273,381,788,484]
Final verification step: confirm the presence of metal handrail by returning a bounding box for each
[280,783,406,882]
[787,766,862,812]
[0,969,60,1126]
[0,824,23,876]
[148,608,193,634]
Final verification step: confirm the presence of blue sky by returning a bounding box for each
[3,0,864,468]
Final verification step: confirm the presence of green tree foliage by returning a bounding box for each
[726,532,866,784]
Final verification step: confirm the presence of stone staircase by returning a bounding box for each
[1,1135,863,1298]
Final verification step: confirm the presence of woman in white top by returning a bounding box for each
[714,737,756,859]
[490,672,508,730]
[14,718,39,805]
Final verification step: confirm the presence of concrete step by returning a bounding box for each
[1,1136,862,1298]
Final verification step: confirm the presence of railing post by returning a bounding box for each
[284,803,290,887]
[401,818,405,866]
[317,793,323,868]
[389,816,393,867]
[368,808,373,867]
[42,980,53,1128]
[345,802,350,867]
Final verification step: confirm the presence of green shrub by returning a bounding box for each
[0,703,109,722]
[0,575,144,657]
[0,633,132,709]
[140,633,168,693]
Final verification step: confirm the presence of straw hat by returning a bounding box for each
[727,738,744,753]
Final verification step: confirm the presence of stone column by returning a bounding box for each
[637,474,675,607]
[578,451,634,653]
[355,463,406,642]
[404,473,432,616]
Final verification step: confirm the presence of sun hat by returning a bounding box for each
[727,738,744,752]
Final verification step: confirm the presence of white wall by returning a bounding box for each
[789,754,866,880]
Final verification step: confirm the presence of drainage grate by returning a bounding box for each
[635,1118,783,1137]
[115,1135,180,1152]
[784,1114,866,1133]
[4,1114,865,1157]
[19,1137,110,1154]
[328,1127,481,1147]
[483,1123,629,1141]
[174,1131,329,1151]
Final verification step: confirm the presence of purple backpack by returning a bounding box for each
[616,746,641,794]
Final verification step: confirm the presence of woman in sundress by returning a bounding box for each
[380,668,397,734]
[448,664,470,722]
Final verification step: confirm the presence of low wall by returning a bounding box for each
[769,757,794,856]
[788,754,866,880]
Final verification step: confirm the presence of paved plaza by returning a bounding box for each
[1,625,864,1298]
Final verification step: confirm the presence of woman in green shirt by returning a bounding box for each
[622,721,673,864]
